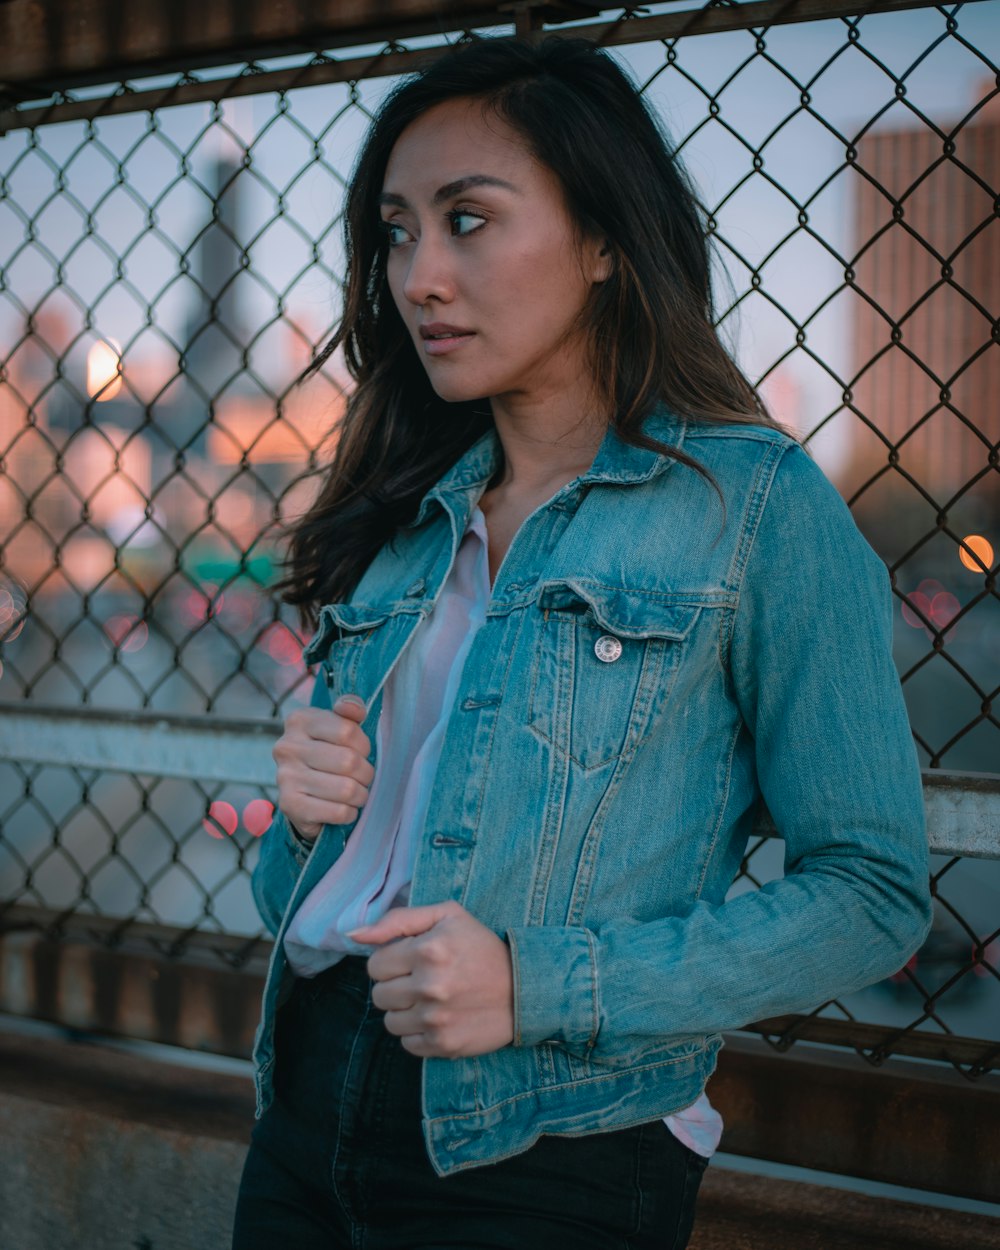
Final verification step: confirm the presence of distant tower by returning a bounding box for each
[845,95,999,512]
[178,152,252,445]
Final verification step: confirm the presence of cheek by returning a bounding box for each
[502,248,590,339]
[492,236,577,308]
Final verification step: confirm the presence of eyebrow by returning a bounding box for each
[378,175,520,210]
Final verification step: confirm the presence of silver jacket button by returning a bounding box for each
[594,635,623,663]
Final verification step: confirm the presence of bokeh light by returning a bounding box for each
[243,799,275,837]
[958,534,994,573]
[973,938,999,978]
[0,583,27,642]
[901,590,932,630]
[219,592,257,635]
[887,952,919,985]
[104,614,149,652]
[261,622,303,667]
[182,583,225,626]
[901,585,960,637]
[929,591,960,633]
[86,338,123,401]
[203,800,239,839]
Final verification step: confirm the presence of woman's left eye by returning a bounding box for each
[447,210,486,237]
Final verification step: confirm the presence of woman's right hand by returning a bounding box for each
[272,694,375,841]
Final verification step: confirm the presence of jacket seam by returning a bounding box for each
[539,579,736,606]
[584,927,599,1055]
[720,440,791,674]
[424,1041,721,1125]
[693,719,742,902]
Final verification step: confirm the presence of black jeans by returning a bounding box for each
[232,955,708,1250]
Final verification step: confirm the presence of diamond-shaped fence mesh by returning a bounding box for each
[0,2,997,1075]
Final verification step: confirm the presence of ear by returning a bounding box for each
[590,240,613,285]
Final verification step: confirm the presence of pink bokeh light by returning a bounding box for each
[104,613,149,652]
[203,799,239,839]
[243,798,275,837]
[260,622,304,667]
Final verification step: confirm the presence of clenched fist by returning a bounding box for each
[349,900,515,1059]
[272,694,375,840]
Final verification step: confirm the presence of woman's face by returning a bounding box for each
[379,96,610,409]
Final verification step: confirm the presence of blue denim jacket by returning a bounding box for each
[250,405,932,1177]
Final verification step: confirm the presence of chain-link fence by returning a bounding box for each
[0,1,997,1086]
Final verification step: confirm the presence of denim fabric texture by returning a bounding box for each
[249,404,933,1177]
[232,955,708,1249]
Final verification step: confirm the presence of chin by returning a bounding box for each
[427,376,494,405]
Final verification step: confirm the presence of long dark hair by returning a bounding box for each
[276,34,791,628]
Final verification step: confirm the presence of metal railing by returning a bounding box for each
[0,0,997,1144]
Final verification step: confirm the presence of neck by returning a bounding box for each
[487,392,609,497]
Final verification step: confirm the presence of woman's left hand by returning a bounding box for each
[348,901,515,1058]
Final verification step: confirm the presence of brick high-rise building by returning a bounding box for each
[845,93,998,513]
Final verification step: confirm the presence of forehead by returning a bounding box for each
[382,97,544,192]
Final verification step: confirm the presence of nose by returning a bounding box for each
[399,232,455,307]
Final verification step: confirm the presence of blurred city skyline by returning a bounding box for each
[0,6,997,746]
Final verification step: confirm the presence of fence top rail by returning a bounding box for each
[0,0,989,132]
[1,703,997,858]
[0,0,516,96]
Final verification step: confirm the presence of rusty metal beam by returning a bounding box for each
[710,1034,1000,1205]
[0,904,273,973]
[0,917,269,1057]
[0,0,602,95]
[2,904,997,1072]
[1,0,993,131]
[744,1013,1000,1074]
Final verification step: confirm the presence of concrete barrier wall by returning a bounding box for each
[0,1027,253,1250]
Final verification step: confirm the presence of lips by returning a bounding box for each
[419,323,474,340]
[417,322,476,357]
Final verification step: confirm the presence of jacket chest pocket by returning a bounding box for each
[527,581,701,771]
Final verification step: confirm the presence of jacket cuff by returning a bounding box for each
[505,925,599,1055]
[282,812,315,867]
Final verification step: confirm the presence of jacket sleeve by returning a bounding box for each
[250,667,330,938]
[506,441,934,1060]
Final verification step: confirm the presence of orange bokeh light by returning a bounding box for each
[86,339,123,402]
[958,534,994,573]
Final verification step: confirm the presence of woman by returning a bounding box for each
[232,34,932,1250]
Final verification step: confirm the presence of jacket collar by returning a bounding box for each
[403,403,688,529]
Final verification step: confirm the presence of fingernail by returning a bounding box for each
[336,694,366,710]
